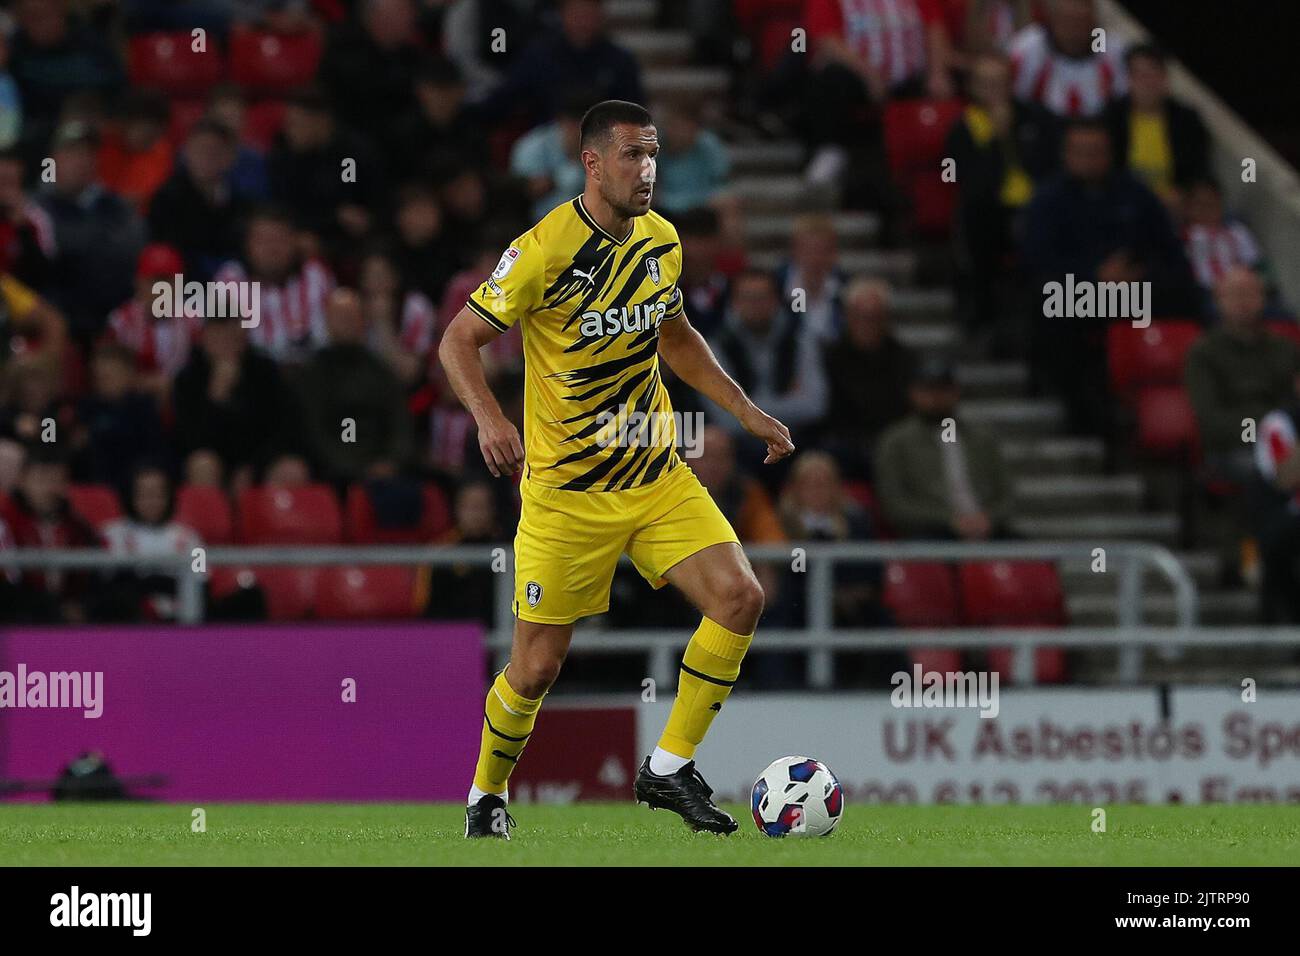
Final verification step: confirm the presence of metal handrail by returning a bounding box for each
[1,539,1201,685]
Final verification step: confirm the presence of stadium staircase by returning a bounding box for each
[606,0,1264,678]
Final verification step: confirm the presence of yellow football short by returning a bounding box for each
[513,461,741,624]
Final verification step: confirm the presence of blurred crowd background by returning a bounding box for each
[0,0,1296,687]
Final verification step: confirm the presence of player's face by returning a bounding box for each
[598,124,659,218]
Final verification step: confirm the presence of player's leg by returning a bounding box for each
[654,541,762,766]
[465,618,572,839]
[624,466,758,832]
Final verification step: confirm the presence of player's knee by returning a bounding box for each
[510,653,564,697]
[716,572,764,633]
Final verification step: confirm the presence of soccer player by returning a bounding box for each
[439,100,794,838]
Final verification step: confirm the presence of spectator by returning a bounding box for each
[7,0,123,153]
[437,237,524,379]
[318,0,423,150]
[821,277,916,480]
[481,0,643,126]
[509,93,587,221]
[148,118,247,281]
[98,463,204,622]
[212,206,336,363]
[39,121,146,344]
[96,90,174,211]
[71,340,166,490]
[294,288,412,485]
[205,85,271,200]
[0,148,58,289]
[1185,267,1299,484]
[1249,376,1300,623]
[778,450,890,627]
[1007,0,1125,118]
[172,313,302,493]
[1023,118,1196,434]
[875,358,1013,539]
[392,183,460,303]
[107,243,201,406]
[1181,177,1264,302]
[357,244,437,389]
[1104,43,1210,202]
[389,58,487,182]
[654,100,730,215]
[268,88,383,255]
[0,271,67,369]
[946,50,1058,336]
[0,435,24,496]
[673,206,734,341]
[0,353,73,446]
[422,480,502,622]
[0,444,102,622]
[941,0,1031,68]
[441,0,537,103]
[0,27,22,150]
[706,269,829,443]
[775,213,845,342]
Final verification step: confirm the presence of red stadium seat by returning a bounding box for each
[315,566,418,619]
[1107,321,1202,397]
[343,483,451,544]
[243,99,287,150]
[1266,319,1300,348]
[884,561,960,627]
[167,98,208,147]
[1135,385,1198,459]
[67,484,123,530]
[237,485,342,545]
[211,565,319,620]
[129,33,225,96]
[959,560,1067,684]
[958,560,1065,626]
[229,28,322,92]
[884,561,964,674]
[176,485,234,545]
[883,99,964,177]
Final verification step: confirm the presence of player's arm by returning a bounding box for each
[657,311,795,464]
[437,306,525,477]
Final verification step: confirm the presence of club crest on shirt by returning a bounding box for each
[493,247,521,280]
[646,257,661,285]
[525,581,543,608]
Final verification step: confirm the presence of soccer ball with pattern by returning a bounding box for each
[751,756,844,837]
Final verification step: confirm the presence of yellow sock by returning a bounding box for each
[657,618,753,759]
[472,669,544,795]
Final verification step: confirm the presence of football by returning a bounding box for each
[751,756,844,837]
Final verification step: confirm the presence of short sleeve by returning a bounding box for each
[466,235,543,332]
[660,227,686,320]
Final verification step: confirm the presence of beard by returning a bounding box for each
[602,181,651,219]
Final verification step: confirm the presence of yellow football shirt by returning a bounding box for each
[467,196,686,491]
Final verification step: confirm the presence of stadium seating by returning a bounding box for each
[343,483,452,544]
[315,566,419,619]
[236,485,343,545]
[211,565,320,620]
[176,485,234,545]
[883,99,964,237]
[229,28,323,92]
[959,561,1067,683]
[1134,385,1198,459]
[1107,321,1202,397]
[129,33,224,96]
[244,99,288,150]
[67,484,123,530]
[883,561,963,672]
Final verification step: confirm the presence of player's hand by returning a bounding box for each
[478,413,525,477]
[739,406,795,464]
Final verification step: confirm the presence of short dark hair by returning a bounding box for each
[579,99,652,151]
[1125,42,1168,70]
[1062,116,1110,139]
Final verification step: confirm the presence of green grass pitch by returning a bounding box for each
[4,803,1299,866]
